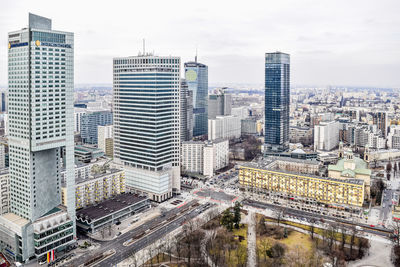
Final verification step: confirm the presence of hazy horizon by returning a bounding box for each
[1,0,399,88]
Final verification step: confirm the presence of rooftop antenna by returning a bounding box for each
[195,46,198,63]
[143,39,146,55]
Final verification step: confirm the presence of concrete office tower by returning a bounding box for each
[113,55,181,202]
[0,14,75,262]
[208,87,232,119]
[264,52,290,153]
[98,125,113,157]
[180,79,193,142]
[184,61,208,137]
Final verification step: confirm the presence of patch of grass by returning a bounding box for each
[261,216,360,245]
[232,224,248,246]
[280,231,313,253]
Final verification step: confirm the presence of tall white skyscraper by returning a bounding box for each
[113,55,181,202]
[0,13,75,262]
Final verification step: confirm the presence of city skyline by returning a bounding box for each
[1,0,400,88]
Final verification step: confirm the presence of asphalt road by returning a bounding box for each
[62,200,203,267]
[96,203,213,267]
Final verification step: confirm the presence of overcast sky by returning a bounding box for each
[1,0,399,87]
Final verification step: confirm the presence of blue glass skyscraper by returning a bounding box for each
[184,61,208,137]
[264,52,290,152]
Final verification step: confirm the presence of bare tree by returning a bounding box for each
[309,218,316,240]
[339,225,347,250]
[129,251,139,267]
[273,207,286,226]
[165,237,173,263]
[390,219,400,246]
[174,235,182,263]
[349,226,358,256]
[147,245,154,266]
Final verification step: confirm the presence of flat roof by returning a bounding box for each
[76,193,147,222]
[240,161,364,185]
[1,213,29,227]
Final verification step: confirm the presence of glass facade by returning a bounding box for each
[264,52,290,152]
[184,62,208,137]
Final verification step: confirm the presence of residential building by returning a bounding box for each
[113,55,181,202]
[98,125,113,157]
[314,121,340,151]
[185,61,208,137]
[208,115,241,140]
[241,118,258,135]
[61,168,125,209]
[80,110,112,144]
[0,144,5,170]
[208,88,232,119]
[0,171,9,215]
[74,108,86,133]
[180,79,193,141]
[0,14,75,262]
[203,139,229,177]
[181,141,204,174]
[181,139,229,177]
[239,162,364,207]
[289,126,313,146]
[372,111,388,137]
[264,52,290,152]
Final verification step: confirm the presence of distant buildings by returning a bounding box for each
[314,121,340,151]
[98,125,113,157]
[264,52,290,152]
[185,61,208,137]
[113,55,181,202]
[80,110,112,144]
[208,88,232,119]
[208,115,241,141]
[0,13,75,262]
[372,111,388,137]
[180,79,193,142]
[181,139,229,177]
[232,106,249,120]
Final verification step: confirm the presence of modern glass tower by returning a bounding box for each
[0,13,75,262]
[180,79,193,142]
[264,52,290,153]
[113,55,181,202]
[184,61,208,137]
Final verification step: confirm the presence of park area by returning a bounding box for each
[135,204,371,267]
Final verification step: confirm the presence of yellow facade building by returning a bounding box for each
[62,169,125,209]
[239,163,365,207]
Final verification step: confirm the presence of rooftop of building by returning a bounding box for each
[0,213,30,227]
[76,193,147,222]
[328,155,372,176]
[240,160,364,186]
